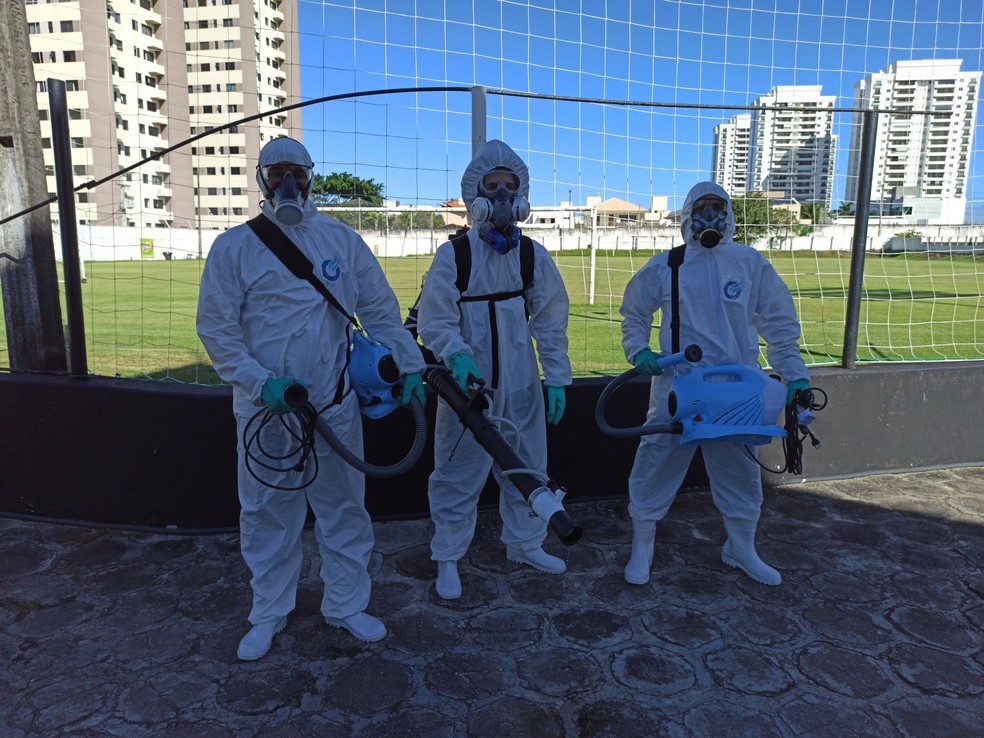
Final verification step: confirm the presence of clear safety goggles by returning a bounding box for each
[693,196,727,213]
[261,163,313,184]
[480,171,520,196]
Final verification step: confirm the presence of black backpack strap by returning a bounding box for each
[455,232,535,305]
[519,235,534,290]
[667,244,686,354]
[451,233,471,294]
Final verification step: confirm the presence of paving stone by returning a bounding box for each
[3,467,983,737]
[793,641,895,698]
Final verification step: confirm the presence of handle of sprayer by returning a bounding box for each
[656,344,703,371]
[283,382,310,410]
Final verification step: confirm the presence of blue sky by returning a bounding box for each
[294,0,984,214]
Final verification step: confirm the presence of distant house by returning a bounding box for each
[586,196,668,226]
[439,198,468,228]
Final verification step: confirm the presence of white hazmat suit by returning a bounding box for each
[197,139,424,655]
[416,140,572,594]
[619,181,809,586]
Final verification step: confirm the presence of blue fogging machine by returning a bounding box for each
[595,344,787,445]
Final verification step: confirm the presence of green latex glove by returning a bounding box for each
[400,371,425,408]
[632,348,664,376]
[261,377,301,415]
[448,352,482,391]
[786,378,811,405]
[546,386,566,426]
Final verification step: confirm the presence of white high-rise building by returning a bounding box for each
[25,0,300,230]
[712,114,751,196]
[746,86,837,208]
[845,59,980,224]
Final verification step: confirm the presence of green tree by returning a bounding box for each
[389,210,446,231]
[310,172,384,205]
[732,194,813,248]
[731,193,772,245]
[801,202,831,225]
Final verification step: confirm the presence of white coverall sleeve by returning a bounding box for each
[755,261,809,382]
[416,244,472,364]
[620,257,664,365]
[196,236,271,402]
[351,243,426,376]
[527,245,572,387]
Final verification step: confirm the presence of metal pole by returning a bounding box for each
[48,78,88,376]
[471,86,487,156]
[589,205,598,306]
[841,109,878,370]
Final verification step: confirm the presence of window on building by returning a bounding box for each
[28,22,40,34]
[60,20,74,32]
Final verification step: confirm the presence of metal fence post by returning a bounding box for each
[471,86,487,157]
[841,109,878,369]
[48,78,88,377]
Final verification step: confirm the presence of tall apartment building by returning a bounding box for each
[25,0,300,230]
[746,86,837,208]
[712,113,751,197]
[845,59,980,223]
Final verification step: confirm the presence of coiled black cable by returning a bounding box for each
[755,386,827,475]
[243,402,322,491]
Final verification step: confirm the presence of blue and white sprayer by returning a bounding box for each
[596,345,823,472]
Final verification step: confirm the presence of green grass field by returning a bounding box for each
[2,250,982,382]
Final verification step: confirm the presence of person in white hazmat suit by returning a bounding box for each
[619,181,810,587]
[196,137,425,660]
[415,140,573,600]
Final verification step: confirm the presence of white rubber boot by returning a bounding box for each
[721,517,782,586]
[623,520,657,585]
[436,560,462,600]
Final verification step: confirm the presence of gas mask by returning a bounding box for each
[470,180,531,230]
[270,172,305,227]
[691,205,728,248]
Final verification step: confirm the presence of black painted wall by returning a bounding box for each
[2,362,981,530]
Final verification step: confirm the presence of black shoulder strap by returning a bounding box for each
[519,235,534,290]
[450,232,534,296]
[667,244,686,353]
[246,215,358,328]
[451,233,471,294]
[246,214,356,406]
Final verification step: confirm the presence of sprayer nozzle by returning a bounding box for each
[283,382,309,409]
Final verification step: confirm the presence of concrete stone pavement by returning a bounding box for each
[2,467,983,737]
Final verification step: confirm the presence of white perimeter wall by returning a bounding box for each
[57,222,984,261]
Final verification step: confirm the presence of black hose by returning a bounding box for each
[594,369,682,438]
[309,397,427,478]
[424,365,583,546]
[283,382,427,478]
